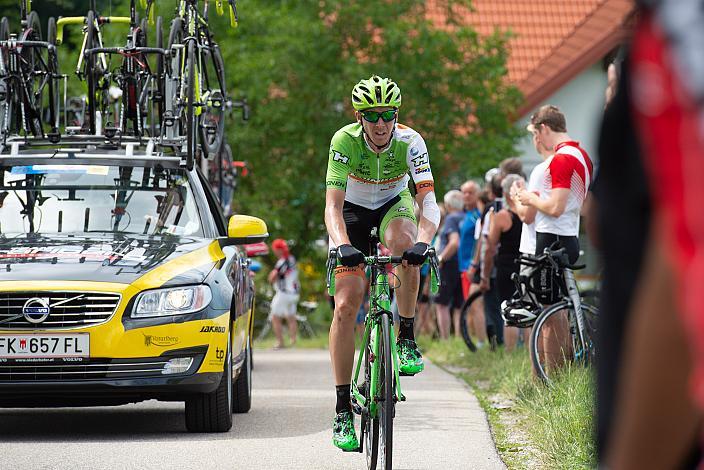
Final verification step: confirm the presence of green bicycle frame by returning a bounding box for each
[349,261,404,418]
[325,250,440,420]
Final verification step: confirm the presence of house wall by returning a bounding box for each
[516,63,608,171]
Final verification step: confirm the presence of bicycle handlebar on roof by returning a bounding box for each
[55,16,131,46]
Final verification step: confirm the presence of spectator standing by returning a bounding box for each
[435,190,465,339]
[517,105,593,367]
[508,124,554,338]
[458,180,486,347]
[268,239,300,349]
[483,174,525,351]
[479,175,504,347]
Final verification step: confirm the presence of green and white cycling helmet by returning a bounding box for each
[351,75,402,111]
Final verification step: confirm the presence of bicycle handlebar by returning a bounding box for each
[325,247,441,296]
[0,40,56,51]
[56,16,131,46]
[518,247,584,271]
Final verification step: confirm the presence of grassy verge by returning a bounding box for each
[418,337,595,469]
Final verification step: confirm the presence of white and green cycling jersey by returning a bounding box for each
[325,123,435,209]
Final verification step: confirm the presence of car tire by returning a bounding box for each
[232,340,252,413]
[184,343,233,433]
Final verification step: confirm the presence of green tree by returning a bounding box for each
[216,0,521,258]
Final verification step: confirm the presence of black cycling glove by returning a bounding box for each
[337,244,365,267]
[402,242,429,265]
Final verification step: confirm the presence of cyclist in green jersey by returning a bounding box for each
[325,75,441,451]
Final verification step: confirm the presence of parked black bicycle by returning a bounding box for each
[501,246,598,383]
[0,3,60,143]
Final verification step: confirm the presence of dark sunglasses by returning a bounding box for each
[361,109,397,123]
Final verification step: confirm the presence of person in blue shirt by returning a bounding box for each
[458,180,487,348]
[435,190,466,339]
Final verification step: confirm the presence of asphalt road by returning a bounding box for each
[1,349,504,470]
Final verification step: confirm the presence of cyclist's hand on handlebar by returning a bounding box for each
[337,244,365,267]
[402,242,430,266]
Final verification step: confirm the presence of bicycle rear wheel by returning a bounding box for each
[20,11,44,136]
[85,11,97,134]
[185,39,197,170]
[459,290,481,352]
[530,301,598,384]
[199,43,225,157]
[0,17,12,140]
[378,312,394,470]
[46,17,59,134]
[153,16,164,134]
[165,17,183,141]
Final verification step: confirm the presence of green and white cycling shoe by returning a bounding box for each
[397,338,424,376]
[332,410,359,451]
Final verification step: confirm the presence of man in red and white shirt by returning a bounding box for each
[518,105,592,266]
[517,105,592,370]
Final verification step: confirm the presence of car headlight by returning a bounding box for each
[132,285,212,318]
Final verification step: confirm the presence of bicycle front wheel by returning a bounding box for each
[378,312,394,470]
[530,301,598,384]
[363,341,379,470]
[459,290,481,352]
[199,44,225,157]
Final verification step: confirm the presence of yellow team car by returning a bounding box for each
[0,148,266,433]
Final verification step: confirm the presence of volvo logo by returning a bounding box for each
[22,298,51,324]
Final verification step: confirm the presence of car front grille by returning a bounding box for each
[0,357,188,382]
[0,292,121,330]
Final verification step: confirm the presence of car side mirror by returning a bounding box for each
[220,215,268,246]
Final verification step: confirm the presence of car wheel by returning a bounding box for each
[184,342,233,432]
[232,339,252,413]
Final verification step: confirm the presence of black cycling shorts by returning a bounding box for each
[534,232,580,304]
[342,192,415,255]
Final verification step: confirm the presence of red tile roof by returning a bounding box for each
[427,0,636,115]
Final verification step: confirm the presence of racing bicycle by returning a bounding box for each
[165,0,236,168]
[83,0,167,139]
[56,0,132,135]
[326,229,440,470]
[0,2,60,142]
[515,247,599,383]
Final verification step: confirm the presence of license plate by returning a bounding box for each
[0,334,89,358]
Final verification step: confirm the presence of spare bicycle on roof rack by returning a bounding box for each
[0,0,60,143]
[0,0,244,176]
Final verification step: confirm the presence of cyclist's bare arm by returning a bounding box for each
[414,187,439,245]
[481,210,501,283]
[325,188,351,247]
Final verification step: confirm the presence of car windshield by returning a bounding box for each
[0,164,203,237]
